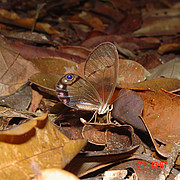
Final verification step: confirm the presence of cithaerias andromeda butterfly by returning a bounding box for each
[56,42,118,123]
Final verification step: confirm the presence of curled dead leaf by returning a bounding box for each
[0,113,87,179]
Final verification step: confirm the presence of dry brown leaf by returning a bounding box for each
[0,106,32,119]
[148,58,180,80]
[0,84,32,110]
[29,73,62,96]
[138,89,180,144]
[127,78,180,91]
[0,36,39,96]
[29,89,43,112]
[0,9,60,35]
[82,123,141,155]
[29,57,83,75]
[136,53,162,70]
[5,31,50,45]
[133,9,180,36]
[117,59,150,88]
[142,7,180,19]
[58,45,90,59]
[65,150,138,177]
[112,89,146,133]
[69,11,107,31]
[8,40,86,63]
[0,114,87,179]
[158,43,180,54]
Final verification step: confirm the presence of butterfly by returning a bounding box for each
[56,42,119,123]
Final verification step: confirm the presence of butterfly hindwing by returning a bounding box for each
[56,73,102,111]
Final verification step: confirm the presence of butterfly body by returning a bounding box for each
[56,42,118,122]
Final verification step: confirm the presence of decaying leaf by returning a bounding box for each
[136,53,162,70]
[117,59,150,88]
[29,73,62,97]
[0,36,39,96]
[29,57,80,75]
[148,58,180,80]
[58,45,90,59]
[9,40,86,63]
[133,15,180,36]
[0,9,60,34]
[28,89,43,112]
[0,83,32,110]
[5,31,51,45]
[0,114,87,179]
[112,89,146,133]
[127,78,180,92]
[138,89,180,145]
[158,43,180,54]
[82,123,141,155]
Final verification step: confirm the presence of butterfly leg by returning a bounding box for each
[89,110,97,123]
[106,110,112,124]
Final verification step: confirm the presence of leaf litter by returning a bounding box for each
[0,0,179,179]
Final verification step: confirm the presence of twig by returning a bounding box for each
[31,2,46,32]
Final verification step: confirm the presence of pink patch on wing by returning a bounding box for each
[59,92,64,97]
[63,99,68,103]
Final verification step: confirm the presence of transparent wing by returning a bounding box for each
[84,42,118,108]
[56,73,102,111]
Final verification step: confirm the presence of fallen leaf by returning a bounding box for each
[0,106,32,119]
[133,8,180,36]
[0,114,87,179]
[106,13,142,35]
[127,78,180,91]
[158,43,180,54]
[5,31,51,45]
[148,58,180,80]
[58,45,90,59]
[29,89,43,112]
[138,89,180,144]
[29,73,62,96]
[0,36,39,96]
[136,53,162,70]
[82,123,141,154]
[29,57,81,75]
[0,9,60,34]
[0,83,32,110]
[91,1,124,22]
[117,59,150,88]
[115,42,136,59]
[112,89,146,133]
[9,40,86,63]
[81,35,160,50]
[65,149,139,177]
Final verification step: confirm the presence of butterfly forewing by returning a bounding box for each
[84,42,118,107]
[56,73,102,111]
